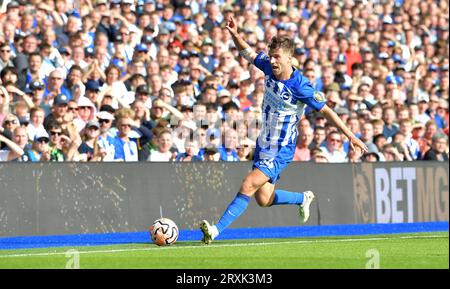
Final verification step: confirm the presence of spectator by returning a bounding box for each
[112,108,139,162]
[416,98,432,124]
[28,81,48,111]
[371,119,385,137]
[85,80,102,109]
[310,126,326,150]
[235,78,253,110]
[360,122,378,153]
[96,110,116,162]
[411,121,425,143]
[418,120,438,157]
[398,118,420,160]
[362,152,380,163]
[203,143,220,162]
[0,85,10,124]
[17,52,44,90]
[311,148,329,163]
[148,128,176,162]
[0,67,18,86]
[0,42,13,71]
[100,65,130,109]
[176,139,202,162]
[44,69,71,101]
[236,120,253,144]
[27,107,46,141]
[131,99,150,126]
[64,65,85,101]
[0,130,24,161]
[236,139,254,161]
[320,131,347,163]
[382,107,399,139]
[134,84,152,110]
[13,34,39,73]
[78,120,103,162]
[12,126,30,160]
[47,122,65,161]
[422,133,449,161]
[373,134,387,160]
[24,130,51,162]
[436,99,449,135]
[73,96,96,132]
[172,119,194,154]
[293,127,314,162]
[1,113,20,147]
[348,144,364,163]
[392,132,414,161]
[43,93,69,130]
[218,128,239,162]
[346,117,361,139]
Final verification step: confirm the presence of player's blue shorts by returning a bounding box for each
[252,142,296,184]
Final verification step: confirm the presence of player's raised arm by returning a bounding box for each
[319,104,369,154]
[225,16,258,63]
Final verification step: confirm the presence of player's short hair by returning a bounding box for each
[268,36,295,56]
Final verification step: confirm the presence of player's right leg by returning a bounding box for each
[200,168,269,244]
[298,191,315,223]
[254,182,315,224]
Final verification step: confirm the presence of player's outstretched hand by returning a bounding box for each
[350,137,369,154]
[225,16,238,36]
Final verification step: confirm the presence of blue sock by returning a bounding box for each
[216,193,250,233]
[272,190,304,206]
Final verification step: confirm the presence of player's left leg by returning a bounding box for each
[200,168,269,244]
[254,182,275,207]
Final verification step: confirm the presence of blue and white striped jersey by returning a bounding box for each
[253,52,326,159]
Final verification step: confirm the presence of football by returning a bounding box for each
[150,218,179,246]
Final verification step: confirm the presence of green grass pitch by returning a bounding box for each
[0,232,447,269]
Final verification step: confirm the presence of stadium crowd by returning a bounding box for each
[0,0,448,163]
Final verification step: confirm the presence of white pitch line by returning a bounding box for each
[0,234,446,259]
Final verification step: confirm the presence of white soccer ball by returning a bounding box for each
[150,218,179,246]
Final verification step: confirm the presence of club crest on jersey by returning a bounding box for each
[314,91,326,103]
[265,77,294,104]
[280,90,293,101]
